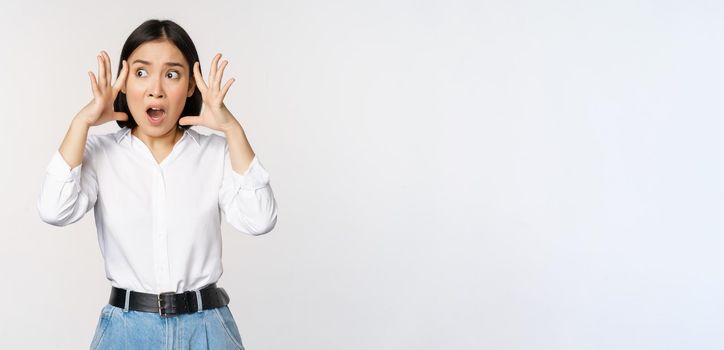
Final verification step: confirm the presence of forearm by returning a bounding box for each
[58,117,92,168]
[39,116,98,226]
[222,118,256,174]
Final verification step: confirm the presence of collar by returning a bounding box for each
[115,126,200,147]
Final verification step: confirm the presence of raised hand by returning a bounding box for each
[178,53,238,132]
[75,50,129,127]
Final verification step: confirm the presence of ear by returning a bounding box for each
[187,76,196,97]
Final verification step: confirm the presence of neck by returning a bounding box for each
[131,126,183,150]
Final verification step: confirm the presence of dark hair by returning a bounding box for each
[114,19,202,131]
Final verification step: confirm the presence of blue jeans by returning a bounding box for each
[89,303,246,349]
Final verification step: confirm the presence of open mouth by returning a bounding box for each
[146,108,166,125]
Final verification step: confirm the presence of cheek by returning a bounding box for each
[125,83,145,106]
[167,84,190,108]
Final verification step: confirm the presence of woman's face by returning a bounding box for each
[123,39,195,136]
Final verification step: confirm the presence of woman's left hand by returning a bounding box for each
[179,53,238,132]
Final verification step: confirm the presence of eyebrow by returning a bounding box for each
[131,59,184,68]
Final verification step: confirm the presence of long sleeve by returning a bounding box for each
[218,142,278,236]
[37,139,99,227]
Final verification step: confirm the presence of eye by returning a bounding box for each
[135,68,148,77]
[167,71,180,79]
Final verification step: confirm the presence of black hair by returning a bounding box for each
[114,19,202,131]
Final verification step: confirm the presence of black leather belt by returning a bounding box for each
[109,283,230,317]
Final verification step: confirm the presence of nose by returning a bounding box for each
[147,76,164,98]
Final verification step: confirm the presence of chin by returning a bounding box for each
[145,124,178,134]
[132,114,180,134]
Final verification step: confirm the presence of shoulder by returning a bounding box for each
[81,128,123,155]
[197,129,229,151]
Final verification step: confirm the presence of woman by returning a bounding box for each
[37,19,278,349]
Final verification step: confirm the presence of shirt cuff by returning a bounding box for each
[46,150,82,182]
[231,155,271,191]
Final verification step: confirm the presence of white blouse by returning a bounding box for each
[37,126,278,294]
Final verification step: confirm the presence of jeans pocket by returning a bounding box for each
[90,304,115,350]
[213,306,245,350]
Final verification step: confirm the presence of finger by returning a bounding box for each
[99,52,109,87]
[102,51,112,87]
[209,53,221,86]
[113,60,128,96]
[220,78,235,99]
[193,61,208,95]
[88,71,101,97]
[215,60,228,90]
[97,54,107,87]
[178,116,202,126]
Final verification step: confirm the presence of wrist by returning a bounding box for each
[71,115,93,129]
[221,118,242,134]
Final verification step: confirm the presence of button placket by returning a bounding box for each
[152,166,171,292]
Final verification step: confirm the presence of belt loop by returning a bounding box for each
[123,289,131,312]
[195,290,203,312]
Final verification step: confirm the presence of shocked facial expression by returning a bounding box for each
[123,39,195,135]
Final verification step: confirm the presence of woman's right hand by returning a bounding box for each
[75,50,129,127]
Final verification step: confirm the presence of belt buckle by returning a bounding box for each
[157,292,177,318]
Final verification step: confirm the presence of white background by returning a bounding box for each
[1,0,722,349]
